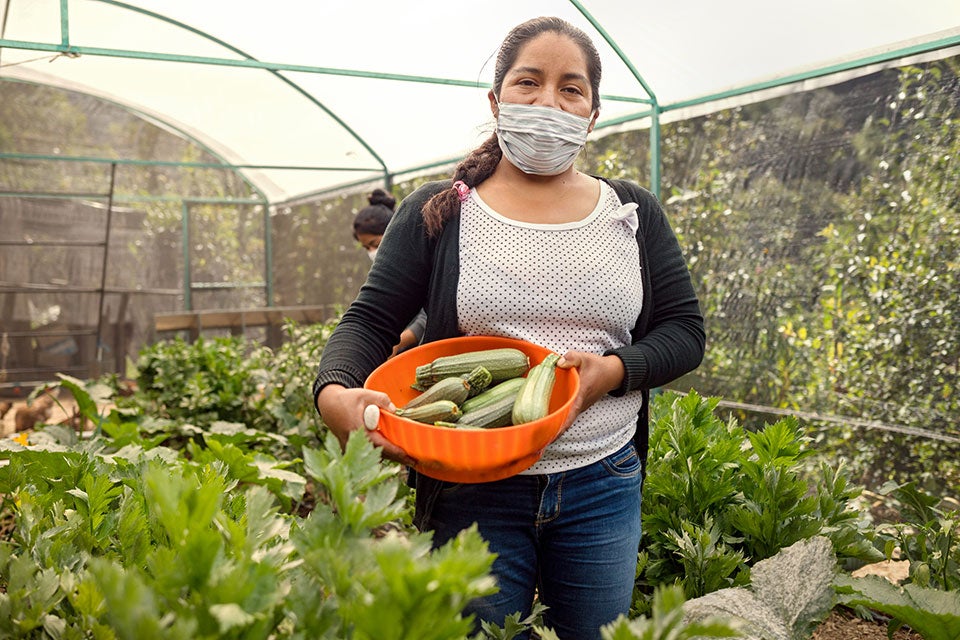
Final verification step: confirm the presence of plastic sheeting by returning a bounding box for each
[2,0,960,203]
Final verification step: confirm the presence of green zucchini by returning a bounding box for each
[459,377,525,414]
[462,365,494,397]
[414,347,529,388]
[511,353,559,425]
[404,366,493,409]
[457,393,518,429]
[394,400,461,424]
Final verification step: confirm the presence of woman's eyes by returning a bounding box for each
[515,79,584,95]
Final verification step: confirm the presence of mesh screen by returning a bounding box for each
[1,59,958,484]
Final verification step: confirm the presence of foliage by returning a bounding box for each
[601,584,742,640]
[834,575,960,640]
[681,537,838,640]
[260,319,335,438]
[636,391,882,613]
[0,429,497,639]
[875,481,960,592]
[125,334,273,429]
[116,319,335,441]
[581,61,960,496]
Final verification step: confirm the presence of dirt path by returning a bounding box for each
[1,390,79,437]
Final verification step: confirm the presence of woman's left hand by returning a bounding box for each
[555,351,625,432]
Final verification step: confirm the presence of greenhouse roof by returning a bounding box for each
[2,0,960,204]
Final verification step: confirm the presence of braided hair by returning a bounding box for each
[421,16,602,236]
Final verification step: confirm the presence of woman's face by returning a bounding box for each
[356,232,382,260]
[490,32,597,128]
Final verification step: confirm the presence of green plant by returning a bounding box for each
[0,428,499,638]
[637,391,882,612]
[875,481,960,591]
[128,335,273,430]
[682,537,837,640]
[835,574,960,640]
[602,584,742,640]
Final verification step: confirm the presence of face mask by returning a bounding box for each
[366,248,378,261]
[495,101,593,176]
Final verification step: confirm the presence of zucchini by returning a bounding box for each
[460,377,525,414]
[457,393,518,429]
[511,353,559,425]
[415,348,529,388]
[462,365,494,397]
[403,366,493,409]
[434,421,483,430]
[395,400,462,424]
[403,376,470,409]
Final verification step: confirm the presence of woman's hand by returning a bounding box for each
[555,351,625,431]
[390,328,419,357]
[315,384,418,467]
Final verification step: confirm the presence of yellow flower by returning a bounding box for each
[13,432,29,446]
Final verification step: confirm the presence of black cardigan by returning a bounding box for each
[313,178,705,520]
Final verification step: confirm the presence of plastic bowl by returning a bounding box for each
[364,335,579,483]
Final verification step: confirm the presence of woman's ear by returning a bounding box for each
[488,90,499,118]
[587,108,599,134]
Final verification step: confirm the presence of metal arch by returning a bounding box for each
[92,0,391,183]
[569,0,663,197]
[0,76,273,205]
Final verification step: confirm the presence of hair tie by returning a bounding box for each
[452,180,471,203]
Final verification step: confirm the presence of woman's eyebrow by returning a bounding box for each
[508,67,589,84]
[509,66,543,77]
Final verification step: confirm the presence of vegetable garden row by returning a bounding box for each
[1,320,958,639]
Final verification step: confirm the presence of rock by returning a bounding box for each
[683,536,837,640]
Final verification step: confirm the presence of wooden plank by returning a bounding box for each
[153,305,334,334]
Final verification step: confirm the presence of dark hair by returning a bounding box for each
[352,188,397,239]
[421,16,602,236]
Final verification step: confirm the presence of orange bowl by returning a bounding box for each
[364,335,579,483]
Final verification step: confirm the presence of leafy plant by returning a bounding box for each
[0,426,502,638]
[682,537,837,640]
[602,584,742,640]
[637,391,882,612]
[126,335,274,430]
[835,574,960,640]
[875,480,960,591]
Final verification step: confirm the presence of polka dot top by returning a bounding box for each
[457,180,645,474]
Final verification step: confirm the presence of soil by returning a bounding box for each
[813,608,921,640]
[0,389,81,437]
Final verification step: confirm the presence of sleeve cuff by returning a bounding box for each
[603,347,649,397]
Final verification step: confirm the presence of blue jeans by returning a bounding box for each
[426,440,643,640]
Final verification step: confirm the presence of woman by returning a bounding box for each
[314,16,705,639]
[352,188,426,355]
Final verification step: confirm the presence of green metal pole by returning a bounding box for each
[95,163,117,368]
[59,0,69,47]
[181,201,192,311]
[649,102,662,200]
[263,203,273,307]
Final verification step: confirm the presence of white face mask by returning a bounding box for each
[495,101,593,176]
[366,248,378,261]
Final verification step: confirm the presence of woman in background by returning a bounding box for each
[352,188,426,355]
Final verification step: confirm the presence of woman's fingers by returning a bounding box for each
[556,350,626,431]
[317,386,415,464]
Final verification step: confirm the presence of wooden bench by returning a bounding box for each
[153,305,336,347]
